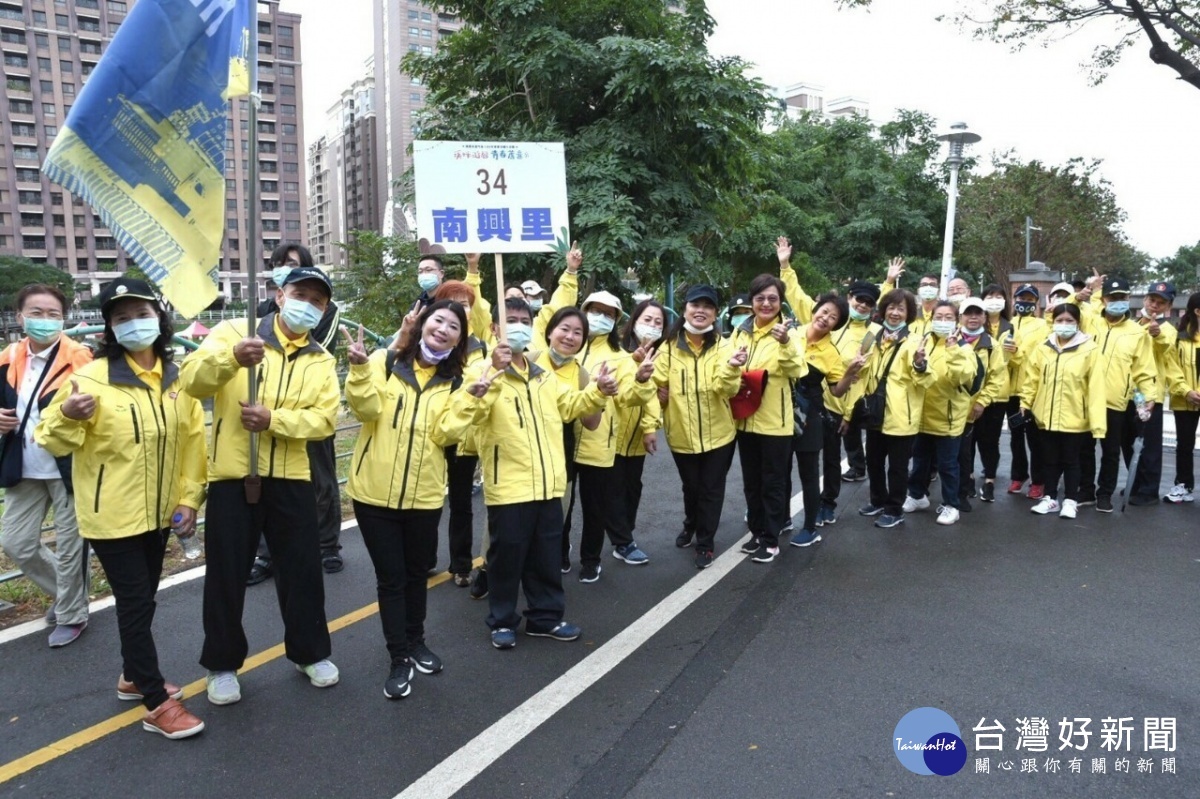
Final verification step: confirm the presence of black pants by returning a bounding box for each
[201,479,331,671]
[561,479,578,562]
[256,436,342,562]
[486,499,566,630]
[577,463,634,568]
[737,431,793,548]
[844,422,866,473]
[1041,430,1089,502]
[671,441,736,553]
[445,447,478,575]
[92,530,169,711]
[1007,396,1045,485]
[793,448,821,532]
[354,501,440,665]
[1130,402,1164,500]
[957,422,978,503]
[611,454,646,545]
[1091,404,1139,499]
[819,422,843,508]
[975,403,1006,480]
[1174,409,1200,490]
[865,430,915,516]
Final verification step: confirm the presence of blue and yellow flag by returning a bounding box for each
[43,0,254,318]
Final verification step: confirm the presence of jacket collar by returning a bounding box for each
[257,312,325,359]
[106,353,179,391]
[503,355,546,382]
[673,328,717,354]
[390,354,456,392]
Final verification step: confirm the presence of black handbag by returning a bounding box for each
[851,340,901,431]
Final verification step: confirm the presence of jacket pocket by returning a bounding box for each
[355,435,373,475]
[212,418,223,461]
[93,464,105,514]
[130,406,141,444]
[392,395,405,428]
[492,445,500,484]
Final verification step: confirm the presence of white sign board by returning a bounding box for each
[412,141,570,255]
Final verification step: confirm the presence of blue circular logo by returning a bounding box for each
[893,707,967,776]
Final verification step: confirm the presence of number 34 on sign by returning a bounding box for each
[413,141,570,255]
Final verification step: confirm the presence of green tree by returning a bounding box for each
[1152,241,1200,294]
[402,0,770,294]
[837,0,1200,91]
[0,256,76,310]
[716,109,948,292]
[954,155,1147,287]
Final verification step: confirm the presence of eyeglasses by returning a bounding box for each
[417,266,441,275]
[752,295,780,306]
[851,296,876,308]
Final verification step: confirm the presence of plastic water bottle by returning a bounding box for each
[1133,390,1151,423]
[172,512,202,560]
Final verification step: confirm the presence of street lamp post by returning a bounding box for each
[1025,216,1042,269]
[937,122,981,299]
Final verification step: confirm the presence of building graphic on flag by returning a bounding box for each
[42,0,254,318]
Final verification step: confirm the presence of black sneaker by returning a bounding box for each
[841,468,866,482]
[980,482,995,503]
[958,497,973,513]
[675,529,695,548]
[1077,492,1096,507]
[1096,496,1114,513]
[322,553,344,574]
[739,537,760,555]
[858,503,885,517]
[469,569,489,600]
[967,482,977,499]
[409,641,443,675]
[695,549,714,569]
[749,544,779,563]
[579,564,601,583]
[384,660,413,700]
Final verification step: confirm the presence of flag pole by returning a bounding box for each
[243,37,261,504]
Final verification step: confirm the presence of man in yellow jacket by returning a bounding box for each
[1076,276,1157,512]
[1128,281,1183,506]
[179,265,342,705]
[452,297,617,650]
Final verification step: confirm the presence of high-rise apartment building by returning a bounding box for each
[0,0,305,306]
[372,0,460,237]
[307,62,379,267]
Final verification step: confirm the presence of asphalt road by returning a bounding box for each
[1,432,1197,799]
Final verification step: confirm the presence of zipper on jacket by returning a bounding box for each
[524,382,548,498]
[392,394,405,428]
[212,418,223,460]
[492,444,499,484]
[93,464,104,514]
[397,392,424,508]
[130,405,141,444]
[355,435,373,475]
[624,408,644,455]
[1048,354,1061,430]
[148,389,166,533]
[692,358,704,449]
[514,397,526,428]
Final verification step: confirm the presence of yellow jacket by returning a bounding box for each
[178,315,340,481]
[653,331,742,454]
[729,318,807,437]
[1006,315,1049,397]
[961,330,1007,409]
[614,347,661,457]
[451,356,608,504]
[916,333,979,437]
[1091,316,1157,411]
[983,318,1015,402]
[531,348,588,466]
[35,355,206,540]
[575,336,655,467]
[1137,317,1182,404]
[344,350,476,510]
[1170,330,1200,411]
[820,318,876,420]
[469,268,579,347]
[779,263,893,326]
[1019,334,1107,438]
[856,329,936,436]
[455,337,489,457]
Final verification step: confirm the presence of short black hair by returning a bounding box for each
[270,243,313,268]
[419,254,445,270]
[15,283,67,314]
[492,296,531,323]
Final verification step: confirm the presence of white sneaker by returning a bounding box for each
[1032,497,1060,515]
[935,506,960,525]
[1164,484,1194,504]
[297,659,340,688]
[1059,499,1077,519]
[902,495,930,513]
[206,671,241,705]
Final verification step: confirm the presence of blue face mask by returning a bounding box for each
[418,273,440,292]
[730,313,751,330]
[849,307,871,322]
[882,319,905,332]
[113,318,160,352]
[23,318,63,345]
[272,266,293,287]
[281,298,323,333]
[587,313,614,336]
[506,323,533,352]
[1105,300,1130,317]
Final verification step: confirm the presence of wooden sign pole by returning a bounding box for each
[494,252,508,344]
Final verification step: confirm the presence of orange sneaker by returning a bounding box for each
[142,698,205,739]
[118,674,184,702]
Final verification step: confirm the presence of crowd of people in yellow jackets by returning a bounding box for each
[4,234,1197,741]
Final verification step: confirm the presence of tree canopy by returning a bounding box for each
[954,155,1149,287]
[402,0,771,292]
[0,257,76,311]
[838,0,1200,91]
[1152,240,1200,294]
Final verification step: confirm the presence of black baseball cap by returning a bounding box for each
[1102,276,1131,296]
[99,277,160,318]
[280,265,333,299]
[847,281,880,304]
[685,284,720,307]
[1014,283,1039,299]
[728,292,752,311]
[1148,281,1176,302]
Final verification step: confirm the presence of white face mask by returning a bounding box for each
[634,323,661,343]
[982,298,1006,315]
[587,313,615,336]
[931,320,956,338]
[1053,323,1078,339]
[947,294,966,308]
[527,298,544,313]
[684,321,714,335]
[918,286,938,302]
